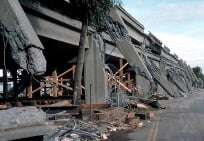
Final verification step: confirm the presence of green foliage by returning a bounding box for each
[192,66,204,81]
[69,0,121,30]
[91,0,122,31]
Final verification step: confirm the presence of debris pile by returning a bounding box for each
[0,106,46,130]
[48,119,114,141]
[47,102,159,141]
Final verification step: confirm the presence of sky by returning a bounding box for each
[122,0,204,72]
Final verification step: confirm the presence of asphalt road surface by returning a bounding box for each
[110,88,204,141]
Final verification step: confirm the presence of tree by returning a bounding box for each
[70,0,121,105]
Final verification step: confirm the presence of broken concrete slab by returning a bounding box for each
[0,106,46,130]
[0,0,46,75]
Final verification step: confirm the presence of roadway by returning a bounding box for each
[110,88,204,141]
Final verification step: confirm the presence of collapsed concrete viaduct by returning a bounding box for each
[0,0,199,104]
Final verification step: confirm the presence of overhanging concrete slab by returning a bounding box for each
[27,14,80,46]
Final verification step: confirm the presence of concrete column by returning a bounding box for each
[85,34,106,104]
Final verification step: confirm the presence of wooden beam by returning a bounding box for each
[115,79,132,93]
[114,63,128,76]
[108,73,132,93]
[58,78,63,96]
[32,84,45,94]
[58,65,76,78]
[52,70,58,97]
[47,78,73,91]
[32,78,73,95]
[32,66,76,95]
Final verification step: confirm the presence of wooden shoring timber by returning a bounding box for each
[31,78,84,95]
[116,79,132,93]
[47,77,73,91]
[52,70,58,97]
[107,73,132,93]
[106,59,138,94]
[58,65,76,78]
[58,78,63,96]
[114,63,128,77]
[32,84,45,94]
[48,78,85,91]
[31,66,75,95]
[31,65,80,96]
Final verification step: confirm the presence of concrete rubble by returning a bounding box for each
[47,108,149,141]
[0,106,46,130]
[44,95,167,141]
[0,106,56,141]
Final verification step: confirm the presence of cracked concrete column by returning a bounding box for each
[84,34,106,104]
